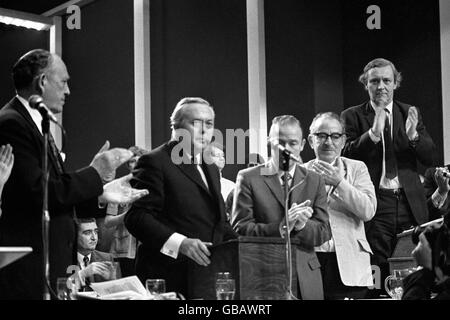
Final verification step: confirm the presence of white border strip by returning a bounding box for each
[440,0,450,164]
[247,0,267,161]
[49,16,63,149]
[134,0,152,149]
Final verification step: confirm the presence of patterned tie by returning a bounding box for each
[384,108,397,179]
[281,173,292,203]
[83,255,89,267]
[48,133,64,175]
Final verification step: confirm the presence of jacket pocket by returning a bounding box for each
[308,256,321,270]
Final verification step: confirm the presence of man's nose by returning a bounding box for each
[377,81,386,90]
[65,83,70,96]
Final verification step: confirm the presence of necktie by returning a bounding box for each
[384,109,397,179]
[193,156,210,191]
[281,173,292,203]
[83,255,89,268]
[48,133,64,175]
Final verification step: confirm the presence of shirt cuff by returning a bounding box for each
[368,128,381,143]
[431,189,448,209]
[160,233,187,259]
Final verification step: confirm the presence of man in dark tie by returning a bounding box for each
[74,218,117,289]
[0,49,148,299]
[125,97,236,298]
[231,115,331,300]
[340,58,435,296]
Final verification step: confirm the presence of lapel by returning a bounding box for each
[289,165,308,206]
[9,97,64,174]
[362,101,375,130]
[262,161,285,208]
[168,142,213,196]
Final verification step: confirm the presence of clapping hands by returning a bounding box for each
[0,144,14,188]
[99,174,149,205]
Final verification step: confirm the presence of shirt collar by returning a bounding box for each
[77,252,92,266]
[16,94,43,135]
[370,100,393,114]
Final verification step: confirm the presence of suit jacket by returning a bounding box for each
[124,141,236,298]
[0,97,104,300]
[231,162,331,300]
[423,167,450,221]
[305,157,376,286]
[341,101,435,225]
[85,250,117,283]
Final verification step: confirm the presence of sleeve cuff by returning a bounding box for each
[431,189,447,209]
[160,233,187,259]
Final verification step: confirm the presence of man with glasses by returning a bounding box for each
[305,112,376,299]
[341,58,435,297]
[231,115,331,300]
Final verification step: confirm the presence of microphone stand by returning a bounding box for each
[40,111,51,301]
[280,149,294,300]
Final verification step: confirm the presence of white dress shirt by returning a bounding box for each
[368,101,401,189]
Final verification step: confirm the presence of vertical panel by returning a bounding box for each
[440,0,450,164]
[247,0,267,161]
[134,0,152,149]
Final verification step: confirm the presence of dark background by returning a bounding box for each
[0,0,444,182]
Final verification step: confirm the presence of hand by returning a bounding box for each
[311,160,342,187]
[99,174,149,205]
[90,141,134,183]
[434,167,450,195]
[371,107,387,138]
[0,144,14,188]
[81,261,111,280]
[411,232,432,270]
[284,200,312,232]
[405,106,419,140]
[179,238,212,266]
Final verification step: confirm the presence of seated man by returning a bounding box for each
[423,165,450,221]
[304,112,376,299]
[74,218,120,288]
[231,115,331,300]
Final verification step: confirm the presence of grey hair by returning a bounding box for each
[358,58,402,88]
[268,115,303,140]
[309,112,345,134]
[170,97,214,130]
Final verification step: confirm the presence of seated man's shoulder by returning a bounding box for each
[340,156,368,169]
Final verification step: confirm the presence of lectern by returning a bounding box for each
[0,247,32,269]
[187,237,298,300]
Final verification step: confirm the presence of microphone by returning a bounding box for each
[28,95,58,124]
[274,143,302,164]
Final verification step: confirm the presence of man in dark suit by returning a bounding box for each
[74,218,118,286]
[423,165,450,221]
[340,58,435,295]
[125,97,236,298]
[231,115,331,300]
[0,49,147,300]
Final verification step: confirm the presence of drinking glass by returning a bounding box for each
[56,277,74,300]
[216,278,235,300]
[146,279,166,297]
[384,268,416,300]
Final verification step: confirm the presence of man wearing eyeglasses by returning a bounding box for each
[341,58,435,297]
[305,112,376,299]
[231,115,331,300]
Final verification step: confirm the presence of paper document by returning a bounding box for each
[90,276,147,296]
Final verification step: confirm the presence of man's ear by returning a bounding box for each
[307,135,314,150]
[34,73,46,95]
[300,138,306,152]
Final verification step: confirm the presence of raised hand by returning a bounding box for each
[312,160,343,187]
[434,167,450,195]
[405,106,419,140]
[371,107,387,138]
[99,174,149,205]
[0,144,14,188]
[81,261,111,280]
[90,141,134,183]
[179,238,212,266]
